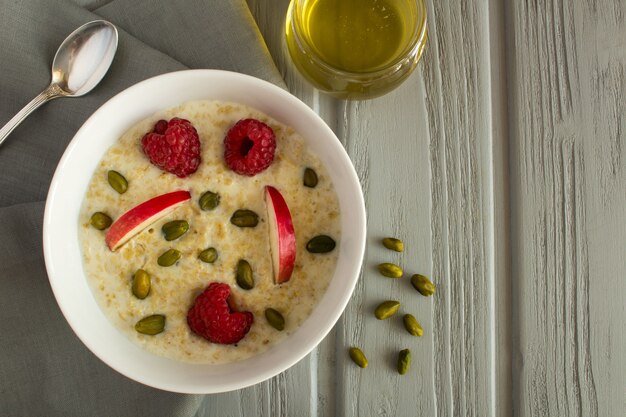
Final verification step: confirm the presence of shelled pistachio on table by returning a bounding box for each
[348,347,368,368]
[411,273,436,296]
[349,237,436,374]
[382,237,404,252]
[397,348,412,375]
[374,300,400,320]
[377,262,403,278]
[402,314,423,337]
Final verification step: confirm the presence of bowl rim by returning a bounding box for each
[42,69,366,393]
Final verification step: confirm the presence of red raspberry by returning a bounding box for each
[141,118,201,178]
[224,118,276,176]
[187,282,253,345]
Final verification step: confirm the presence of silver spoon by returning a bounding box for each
[0,20,118,148]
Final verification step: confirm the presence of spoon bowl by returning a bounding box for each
[52,20,118,97]
[0,20,118,147]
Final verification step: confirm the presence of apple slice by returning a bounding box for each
[105,190,191,251]
[265,185,296,284]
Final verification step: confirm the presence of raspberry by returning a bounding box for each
[141,118,201,178]
[187,282,253,345]
[224,118,276,176]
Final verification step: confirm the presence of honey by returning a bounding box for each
[285,0,427,99]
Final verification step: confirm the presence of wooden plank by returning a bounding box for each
[488,0,513,415]
[419,1,500,415]
[506,0,624,416]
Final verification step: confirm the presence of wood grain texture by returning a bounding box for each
[488,0,513,415]
[421,1,498,415]
[507,0,625,416]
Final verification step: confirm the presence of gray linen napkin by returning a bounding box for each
[0,0,284,415]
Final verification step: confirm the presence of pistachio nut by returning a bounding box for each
[236,259,254,290]
[378,262,403,278]
[303,167,318,188]
[306,235,336,253]
[230,209,259,227]
[265,308,285,331]
[374,300,400,320]
[90,212,112,230]
[107,170,128,194]
[161,220,189,241]
[349,347,368,369]
[132,269,151,299]
[157,249,181,267]
[403,314,423,337]
[135,314,165,335]
[410,274,436,296]
[198,247,218,263]
[199,191,220,211]
[397,349,412,375]
[382,237,404,252]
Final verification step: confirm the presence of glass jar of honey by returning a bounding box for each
[285,0,428,99]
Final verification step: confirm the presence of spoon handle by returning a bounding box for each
[0,84,64,148]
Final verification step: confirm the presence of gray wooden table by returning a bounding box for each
[198,1,626,415]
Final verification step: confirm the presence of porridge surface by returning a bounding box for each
[78,100,340,364]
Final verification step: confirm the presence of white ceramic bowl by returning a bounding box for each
[43,70,366,393]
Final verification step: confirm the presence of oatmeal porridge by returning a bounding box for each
[78,100,341,364]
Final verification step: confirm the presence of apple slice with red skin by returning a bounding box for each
[105,190,191,251]
[265,185,296,284]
